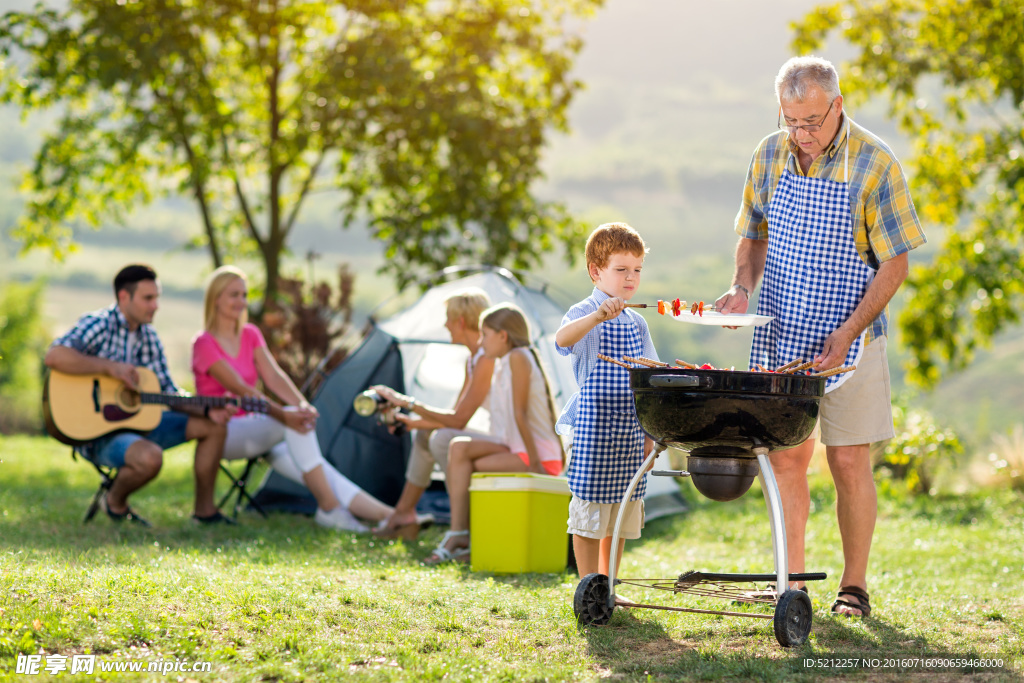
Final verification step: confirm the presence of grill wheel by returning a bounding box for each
[774,588,813,647]
[573,572,614,626]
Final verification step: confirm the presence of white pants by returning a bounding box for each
[405,427,501,488]
[223,412,361,509]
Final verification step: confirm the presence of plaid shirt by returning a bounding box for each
[554,287,659,436]
[51,304,180,394]
[735,115,927,341]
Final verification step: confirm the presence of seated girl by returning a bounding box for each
[424,303,563,564]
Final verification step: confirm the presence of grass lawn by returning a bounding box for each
[1,435,1022,682]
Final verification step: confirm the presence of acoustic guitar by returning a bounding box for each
[43,367,268,446]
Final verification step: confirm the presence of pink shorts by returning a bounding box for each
[516,452,562,476]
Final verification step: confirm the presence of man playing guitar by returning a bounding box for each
[44,264,236,526]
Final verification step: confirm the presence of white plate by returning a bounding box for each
[666,311,774,327]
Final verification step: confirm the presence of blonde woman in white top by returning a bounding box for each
[424,303,563,565]
[371,288,498,539]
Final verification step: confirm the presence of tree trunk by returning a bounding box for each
[260,238,282,318]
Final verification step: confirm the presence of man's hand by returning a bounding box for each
[715,285,750,316]
[814,327,858,371]
[108,362,140,390]
[715,285,751,330]
[596,297,625,322]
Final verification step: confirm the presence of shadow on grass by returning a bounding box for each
[804,613,1020,677]
[577,604,1018,680]
[4,465,605,585]
[817,610,934,650]
[577,604,816,681]
[0,465,415,565]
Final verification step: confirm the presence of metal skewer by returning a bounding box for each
[786,361,815,374]
[624,302,718,311]
[774,358,803,373]
[809,365,856,378]
[624,356,668,368]
[597,354,632,369]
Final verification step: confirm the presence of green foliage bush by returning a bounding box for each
[0,279,49,434]
[980,424,1024,491]
[873,394,964,496]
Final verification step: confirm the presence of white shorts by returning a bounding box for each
[567,496,645,540]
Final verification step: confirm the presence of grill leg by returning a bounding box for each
[606,442,666,609]
[755,447,788,593]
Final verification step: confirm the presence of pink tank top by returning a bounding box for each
[191,324,266,405]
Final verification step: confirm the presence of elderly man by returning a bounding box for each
[716,56,927,617]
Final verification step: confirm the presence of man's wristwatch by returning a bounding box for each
[733,284,751,299]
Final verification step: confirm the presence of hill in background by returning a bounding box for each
[1,0,1020,448]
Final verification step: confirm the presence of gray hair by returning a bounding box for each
[775,56,841,103]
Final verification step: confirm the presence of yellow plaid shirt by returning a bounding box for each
[735,115,927,341]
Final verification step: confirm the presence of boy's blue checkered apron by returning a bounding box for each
[750,120,871,393]
[568,313,647,503]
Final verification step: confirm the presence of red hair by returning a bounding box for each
[585,222,647,281]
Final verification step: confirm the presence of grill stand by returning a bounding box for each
[589,442,821,648]
[606,443,665,601]
[754,446,789,594]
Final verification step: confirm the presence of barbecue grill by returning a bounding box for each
[572,366,828,647]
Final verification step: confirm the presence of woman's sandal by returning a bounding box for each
[831,585,871,617]
[422,529,470,566]
[373,513,436,542]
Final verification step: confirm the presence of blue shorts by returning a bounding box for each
[85,411,191,469]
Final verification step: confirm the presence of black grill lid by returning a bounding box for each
[630,367,825,398]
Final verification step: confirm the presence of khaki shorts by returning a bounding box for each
[818,336,895,447]
[567,496,645,540]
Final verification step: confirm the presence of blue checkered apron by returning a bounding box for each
[750,121,872,393]
[568,313,647,502]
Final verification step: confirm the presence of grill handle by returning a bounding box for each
[650,374,709,389]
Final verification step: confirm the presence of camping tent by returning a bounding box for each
[252,265,687,521]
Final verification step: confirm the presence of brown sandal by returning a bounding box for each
[831,585,871,617]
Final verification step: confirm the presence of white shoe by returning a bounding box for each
[314,506,369,532]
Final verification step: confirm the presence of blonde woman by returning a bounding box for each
[371,288,499,538]
[422,303,563,565]
[192,265,415,532]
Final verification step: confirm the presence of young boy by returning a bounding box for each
[555,222,658,583]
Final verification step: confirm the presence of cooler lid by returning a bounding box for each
[469,473,571,495]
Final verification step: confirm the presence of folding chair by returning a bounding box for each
[217,456,269,520]
[71,448,117,524]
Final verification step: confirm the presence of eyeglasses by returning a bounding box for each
[778,100,835,133]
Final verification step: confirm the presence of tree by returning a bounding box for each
[0,0,600,312]
[793,0,1024,387]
